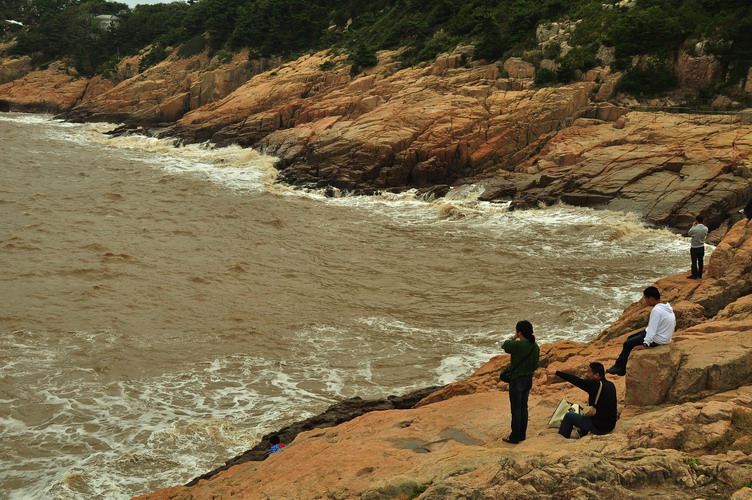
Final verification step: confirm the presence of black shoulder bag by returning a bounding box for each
[499,342,536,383]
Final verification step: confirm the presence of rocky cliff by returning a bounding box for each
[1,46,750,233]
[135,220,752,499]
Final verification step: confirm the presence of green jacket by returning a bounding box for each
[502,339,539,379]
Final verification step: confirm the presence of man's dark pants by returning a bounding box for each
[508,375,533,442]
[690,246,705,278]
[558,411,600,438]
[614,330,647,371]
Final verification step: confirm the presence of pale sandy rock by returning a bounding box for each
[503,57,535,79]
[627,393,751,450]
[593,71,623,101]
[732,487,752,500]
[168,51,592,189]
[63,48,278,125]
[115,54,142,82]
[712,95,735,108]
[596,45,616,66]
[540,58,558,71]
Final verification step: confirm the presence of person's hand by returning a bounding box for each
[633,345,647,351]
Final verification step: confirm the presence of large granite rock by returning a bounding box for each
[166,51,592,190]
[2,48,749,235]
[62,47,276,125]
[479,113,752,230]
[599,219,752,343]
[0,61,112,113]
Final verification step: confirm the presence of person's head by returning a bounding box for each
[588,362,605,380]
[515,320,535,342]
[643,286,660,306]
[695,215,704,223]
[270,435,281,445]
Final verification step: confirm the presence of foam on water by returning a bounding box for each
[1,112,696,499]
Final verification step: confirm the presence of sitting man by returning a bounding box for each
[607,286,675,376]
[556,362,617,439]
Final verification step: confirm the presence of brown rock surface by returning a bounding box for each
[137,221,752,499]
[0,61,112,113]
[62,47,276,125]
[676,51,724,91]
[168,51,592,190]
[3,49,748,235]
[489,112,752,230]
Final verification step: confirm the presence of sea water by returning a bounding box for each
[0,113,689,498]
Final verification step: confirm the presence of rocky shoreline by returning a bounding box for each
[2,42,752,499]
[134,219,752,499]
[2,45,751,235]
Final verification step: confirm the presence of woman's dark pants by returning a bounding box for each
[508,375,533,442]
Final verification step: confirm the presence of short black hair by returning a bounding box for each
[270,435,281,445]
[696,215,704,223]
[589,362,605,379]
[643,286,660,301]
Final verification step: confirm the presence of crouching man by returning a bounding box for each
[555,362,617,439]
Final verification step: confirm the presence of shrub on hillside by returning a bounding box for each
[619,58,678,95]
[177,35,206,58]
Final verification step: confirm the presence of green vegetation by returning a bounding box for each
[319,60,336,71]
[1,0,751,96]
[177,34,207,59]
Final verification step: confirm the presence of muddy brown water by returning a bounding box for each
[0,113,689,498]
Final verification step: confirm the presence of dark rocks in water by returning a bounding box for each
[105,124,155,137]
[185,385,443,486]
[416,184,450,200]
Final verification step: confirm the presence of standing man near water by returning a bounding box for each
[688,215,708,280]
[501,320,539,444]
[607,286,675,376]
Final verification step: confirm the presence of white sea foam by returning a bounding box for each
[1,112,696,499]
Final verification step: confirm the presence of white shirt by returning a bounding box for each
[644,302,675,345]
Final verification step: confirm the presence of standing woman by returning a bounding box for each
[501,320,539,444]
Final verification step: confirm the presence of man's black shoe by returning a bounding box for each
[606,366,626,376]
[687,275,698,279]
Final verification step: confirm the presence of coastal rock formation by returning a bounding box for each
[1,47,750,232]
[63,48,278,125]
[166,51,592,190]
[137,220,752,500]
[185,386,442,487]
[480,111,752,230]
[0,61,112,113]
